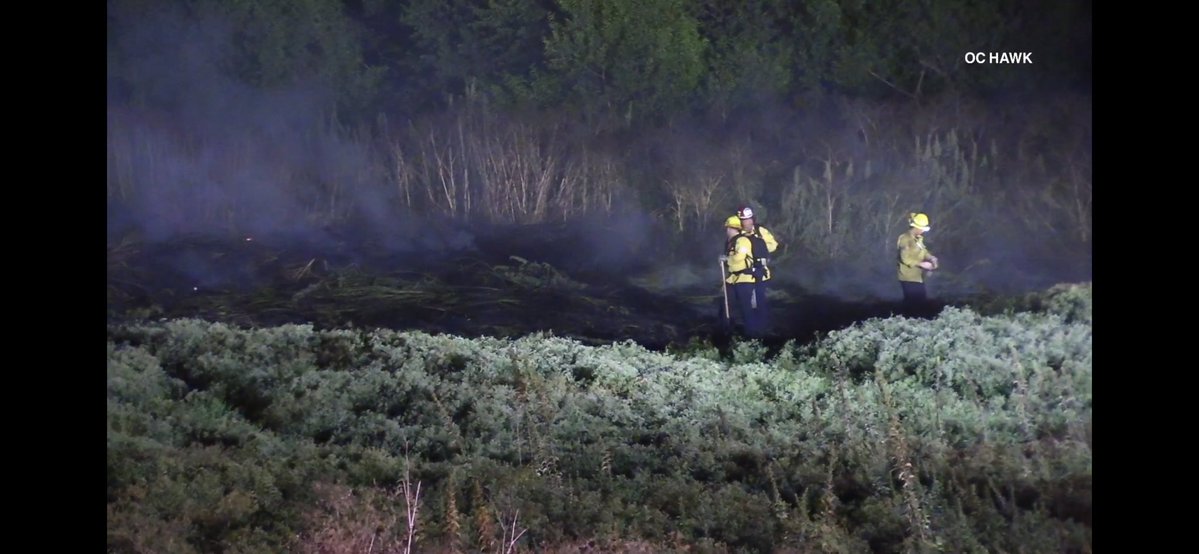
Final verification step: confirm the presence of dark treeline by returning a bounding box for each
[108,0,1090,123]
[107,0,1091,297]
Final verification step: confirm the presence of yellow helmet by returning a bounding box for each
[909,212,930,230]
[724,215,743,229]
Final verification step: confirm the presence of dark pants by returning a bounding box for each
[900,280,928,317]
[728,281,769,339]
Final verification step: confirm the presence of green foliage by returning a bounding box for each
[1041,283,1092,324]
[108,283,1090,551]
[966,282,1092,325]
[786,0,1014,99]
[543,0,707,125]
[400,0,552,108]
[667,335,723,361]
[695,0,793,115]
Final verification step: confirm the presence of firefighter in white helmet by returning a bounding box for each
[735,205,778,255]
[722,207,777,339]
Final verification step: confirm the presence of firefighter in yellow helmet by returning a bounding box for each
[897,212,939,316]
[722,209,775,338]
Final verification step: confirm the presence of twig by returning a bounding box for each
[867,69,919,101]
[402,450,422,554]
[499,509,527,554]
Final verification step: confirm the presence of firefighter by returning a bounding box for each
[897,212,939,316]
[723,214,773,338]
[735,205,779,255]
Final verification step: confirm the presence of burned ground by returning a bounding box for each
[107,223,956,352]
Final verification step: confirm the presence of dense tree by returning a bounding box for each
[695,0,793,119]
[397,0,556,110]
[541,0,707,127]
